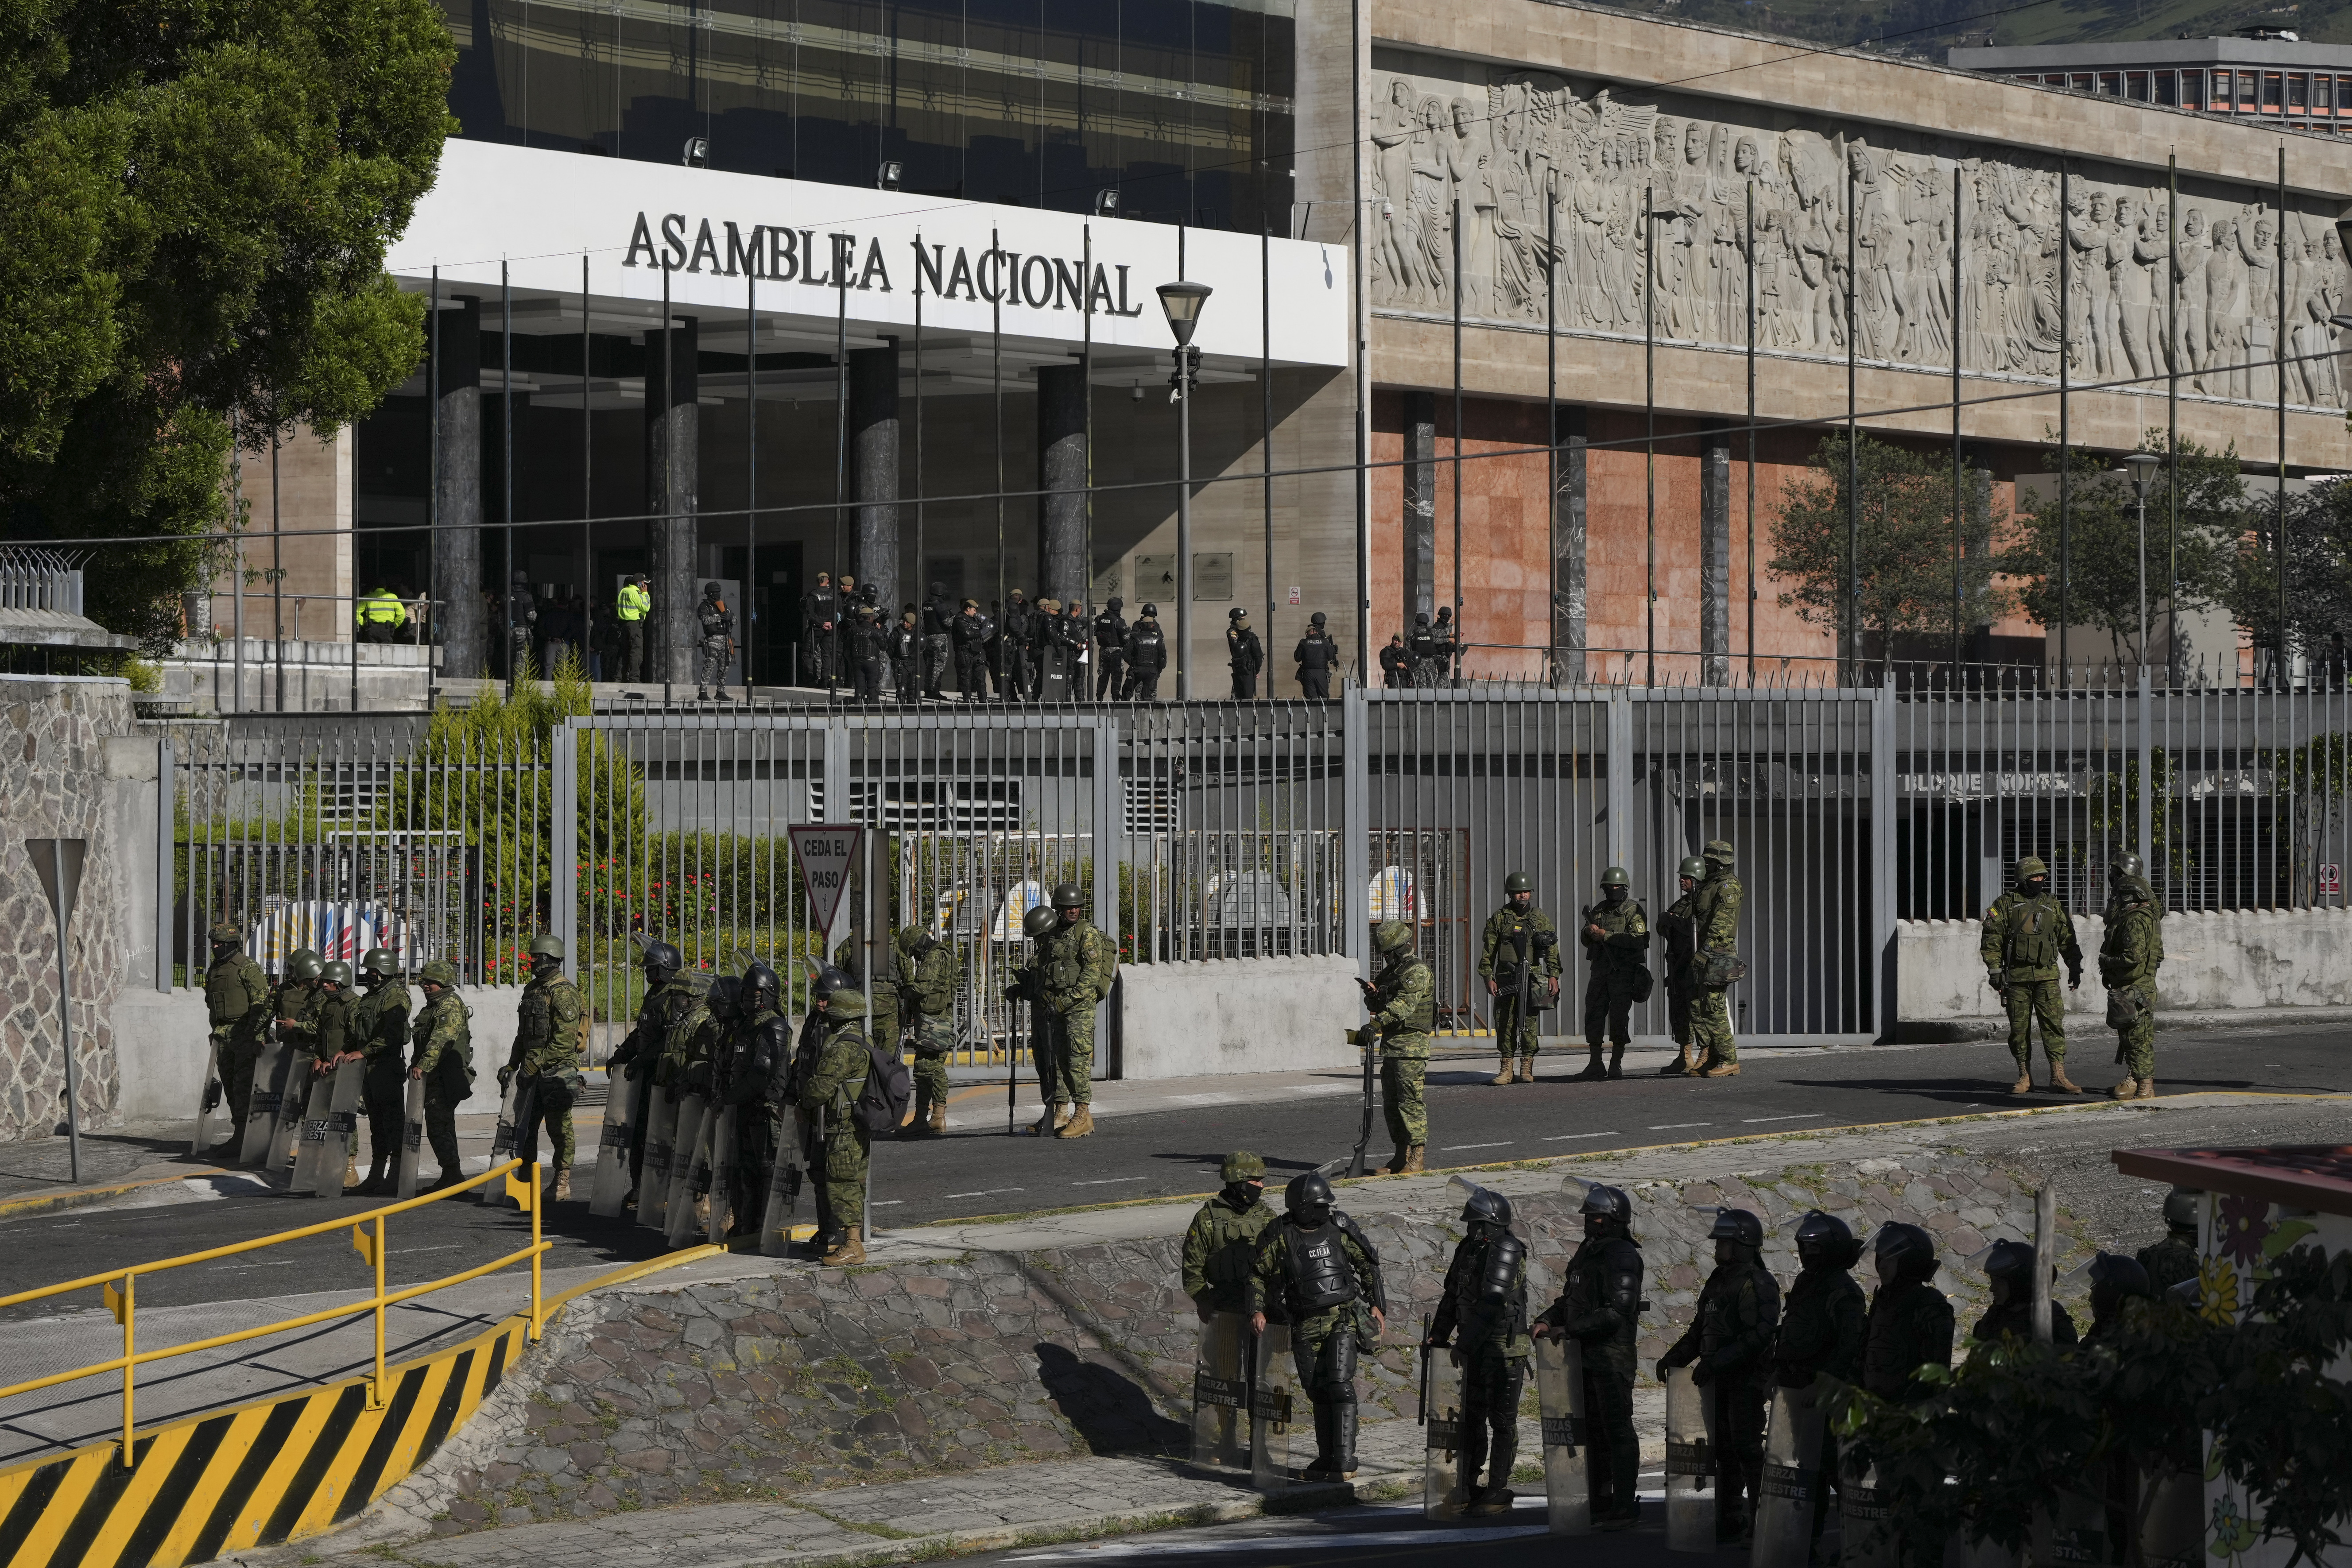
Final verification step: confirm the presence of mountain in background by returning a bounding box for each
[1594,0,2330,65]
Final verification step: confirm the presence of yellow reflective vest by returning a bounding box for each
[617,583,651,622]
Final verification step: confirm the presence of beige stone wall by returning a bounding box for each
[202,426,354,644]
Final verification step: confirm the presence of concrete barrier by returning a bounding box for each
[1114,955,1364,1078]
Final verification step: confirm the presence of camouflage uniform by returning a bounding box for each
[2100,875,2164,1088]
[1690,847,1745,1068]
[1248,1210,1387,1472]
[1478,903,1560,1067]
[1660,1251,1782,1537]
[1015,918,1116,1109]
[1658,890,1698,1049]
[1182,1184,1275,1315]
[274,978,327,1066]
[796,989,875,1237]
[412,980,474,1178]
[2136,1231,2199,1294]
[1980,882,2083,1073]
[1578,896,1650,1050]
[607,966,710,1191]
[203,931,270,1129]
[509,964,585,1170]
[895,929,960,1118]
[1364,936,1435,1156]
[349,971,413,1172]
[314,985,357,1157]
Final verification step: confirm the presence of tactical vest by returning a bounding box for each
[1283,1223,1360,1312]
[1451,1233,1528,1344]
[1201,1199,1268,1288]
[1377,955,1435,1033]
[2006,897,2062,968]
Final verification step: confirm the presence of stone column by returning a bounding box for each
[1036,362,1088,606]
[434,296,485,676]
[1700,421,1731,685]
[1402,392,1436,629]
[646,314,699,684]
[850,341,900,612]
[1553,405,1586,683]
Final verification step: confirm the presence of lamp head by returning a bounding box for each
[1093,188,1121,216]
[682,136,709,168]
[877,159,903,191]
[1156,280,1213,346]
[2124,451,2162,496]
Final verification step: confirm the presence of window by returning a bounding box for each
[2099,72,2122,95]
[2156,70,2178,105]
[2263,72,2283,109]
[2071,72,2094,91]
[2182,70,2204,109]
[2288,73,2308,109]
[2127,71,2149,100]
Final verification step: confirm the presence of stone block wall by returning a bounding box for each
[374,1146,2081,1539]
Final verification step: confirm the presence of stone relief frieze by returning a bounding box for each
[1368,52,2352,410]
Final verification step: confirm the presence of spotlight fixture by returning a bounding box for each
[877,159,904,191]
[1093,188,1121,216]
[682,136,709,168]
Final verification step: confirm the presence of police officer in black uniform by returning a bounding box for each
[1973,1239,2077,1345]
[801,572,841,692]
[887,607,921,704]
[605,939,705,1204]
[1294,612,1340,698]
[1861,1222,1954,1405]
[1226,609,1264,700]
[1428,1187,1531,1516]
[1535,1184,1646,1530]
[1658,1208,1781,1543]
[1408,612,1441,686]
[1124,605,1168,700]
[1093,598,1128,699]
[695,581,736,701]
[921,582,956,698]
[951,598,993,701]
[846,604,887,703]
[717,960,791,1235]
[506,570,538,686]
[1000,590,1035,699]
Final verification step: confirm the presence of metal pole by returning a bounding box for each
[1262,224,1275,657]
[584,256,594,684]
[54,866,80,1185]
[1177,225,1193,699]
[2031,1183,2056,1344]
[993,225,1004,626]
[1547,189,1560,678]
[1350,0,1372,684]
[747,265,757,697]
[1746,179,1758,684]
[660,261,672,702]
[1645,183,1657,688]
[836,244,850,608]
[271,434,284,712]
[1451,199,1464,678]
[1087,222,1097,621]
[1951,168,1964,670]
[2276,148,2289,687]
[2167,157,2180,682]
[230,414,244,715]
[2058,164,2071,680]
[2138,488,2147,666]
[429,263,440,702]
[914,233,926,655]
[1844,157,1858,688]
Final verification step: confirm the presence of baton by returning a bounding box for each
[1008,998,1021,1135]
[1348,1026,1376,1178]
[1418,1321,1432,1426]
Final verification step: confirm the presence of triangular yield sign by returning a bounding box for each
[788,824,862,942]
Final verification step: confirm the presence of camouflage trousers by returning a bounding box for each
[516,1073,577,1171]
[814,1118,871,1235]
[216,1038,260,1131]
[1035,1003,1095,1107]
[1493,992,1545,1059]
[2112,982,2154,1078]
[695,635,730,693]
[2003,978,2068,1065]
[423,1089,463,1175]
[1693,986,1737,1065]
[911,1014,954,1104]
[1381,1045,1428,1147]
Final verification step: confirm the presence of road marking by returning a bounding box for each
[870,1200,906,1207]
[943,1187,1027,1199]
[1545,1131,1620,1141]
[1650,1122,1713,1130]
[1073,1177,1150,1187]
[1297,1083,1354,1095]
[1741,1114,1824,1124]
[1005,1524,1550,1560]
[1441,1142,1515,1151]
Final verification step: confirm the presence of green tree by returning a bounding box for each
[2221,480,2352,675]
[2003,434,2244,670]
[1767,433,2013,679]
[0,0,452,647]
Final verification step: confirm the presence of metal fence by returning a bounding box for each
[166,678,2352,1056]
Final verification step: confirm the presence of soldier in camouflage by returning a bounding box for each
[1356,920,1434,1175]
[1008,884,1116,1140]
[2136,1187,2201,1294]
[1428,1186,1532,1516]
[506,934,585,1200]
[410,959,474,1191]
[203,921,269,1142]
[796,982,875,1266]
[2099,853,2165,1100]
[1535,1184,1645,1529]
[1981,854,2085,1094]
[1689,839,1745,1077]
[895,928,958,1138]
[1478,872,1560,1086]
[1575,868,1650,1081]
[718,962,790,1236]
[316,959,360,1186]
[348,948,413,1196]
[1182,1150,1272,1319]
[1656,857,1705,1076]
[605,940,708,1206]
[271,949,328,1077]
[1658,1208,1782,1543]
[1249,1172,1387,1481]
[1860,1222,1954,1405]
[2082,1253,2154,1347]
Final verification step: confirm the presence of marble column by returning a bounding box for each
[1036,362,1089,607]
[433,296,485,676]
[850,341,900,612]
[1700,421,1731,685]
[1402,392,1436,629]
[646,314,699,684]
[1553,405,1587,682]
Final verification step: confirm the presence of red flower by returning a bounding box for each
[2215,1192,2272,1267]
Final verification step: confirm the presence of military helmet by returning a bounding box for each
[1678,856,1707,880]
[1022,904,1059,940]
[1794,1210,1860,1267]
[2016,855,2050,880]
[527,934,566,961]
[1708,1208,1764,1248]
[1284,1171,1336,1223]
[704,581,722,596]
[742,960,780,1013]
[1578,1183,1632,1225]
[513,569,530,586]
[208,920,243,945]
[642,940,683,978]
[1051,882,1085,910]
[1599,866,1630,888]
[2088,1252,2153,1320]
[419,958,457,987]
[2112,852,2146,880]
[1141,603,1159,617]
[284,949,324,982]
[321,959,355,987]
[1703,839,1735,866]
[2162,1186,2201,1232]
[1221,1150,1267,1182]
[810,964,854,999]
[1373,920,1414,955]
[1460,1185,1514,1229]
[360,947,398,979]
[1503,871,1534,894]
[1310,611,1327,626]
[1872,1221,1938,1279]
[1981,1239,2038,1285]
[1229,607,1246,621]
[1108,596,1123,611]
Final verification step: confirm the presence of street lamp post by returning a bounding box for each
[2125,451,2161,670]
[1157,280,1211,700]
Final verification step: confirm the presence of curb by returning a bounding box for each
[0,1166,226,1222]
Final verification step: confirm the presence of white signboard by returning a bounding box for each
[788,825,862,946]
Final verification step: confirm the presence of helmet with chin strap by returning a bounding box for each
[1285,1171,1336,1224]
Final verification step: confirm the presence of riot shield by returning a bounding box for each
[239,1041,292,1167]
[587,1066,641,1217]
[294,1061,363,1199]
[638,1085,674,1232]
[1534,1336,1591,1536]
[2139,1467,2201,1568]
[1250,1321,1301,1491]
[190,1041,225,1157]
[1191,1312,1252,1469]
[1664,1365,1716,1553]
[2033,1488,2114,1568]
[394,1073,426,1199]
[663,1093,709,1246]
[1839,1453,1897,1568]
[264,1062,314,1185]
[704,1102,736,1245]
[759,1110,805,1257]
[1751,1383,1828,1568]
[483,1075,540,1207]
[1423,1336,1465,1520]
[479,1073,520,1203]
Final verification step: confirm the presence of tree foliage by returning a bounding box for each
[0,0,452,647]
[1767,433,2014,675]
[2221,479,2352,663]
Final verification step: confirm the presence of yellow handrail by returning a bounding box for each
[0,1158,550,1464]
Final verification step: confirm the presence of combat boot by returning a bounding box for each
[343,1155,361,1191]
[2049,1065,2086,1095]
[1056,1106,1096,1139]
[2110,1077,2139,1101]
[1517,1057,1536,1083]
[928,1098,948,1135]
[1489,1056,1515,1086]
[2009,1069,2033,1094]
[1031,1103,1066,1136]
[1571,1047,1608,1082]
[1384,1145,1411,1175]
[353,1156,388,1196]
[693,1192,711,1228]
[901,1088,931,1138]
[426,1169,462,1194]
[1403,1145,1426,1174]
[1607,1046,1625,1080]
[554,1168,573,1202]
[1658,1046,1694,1076]
[820,1226,866,1267]
[2135,1076,2156,1099]
[1701,1059,1740,1078]
[1467,1486,1516,1516]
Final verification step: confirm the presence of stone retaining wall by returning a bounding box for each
[370,1145,2083,1541]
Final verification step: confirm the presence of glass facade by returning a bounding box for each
[443,0,1296,232]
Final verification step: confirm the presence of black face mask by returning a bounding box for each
[1222,1181,1258,1208]
[1603,885,1627,905]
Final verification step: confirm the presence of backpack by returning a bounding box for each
[854,1030,914,1133]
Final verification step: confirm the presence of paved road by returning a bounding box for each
[0,1022,2341,1317]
